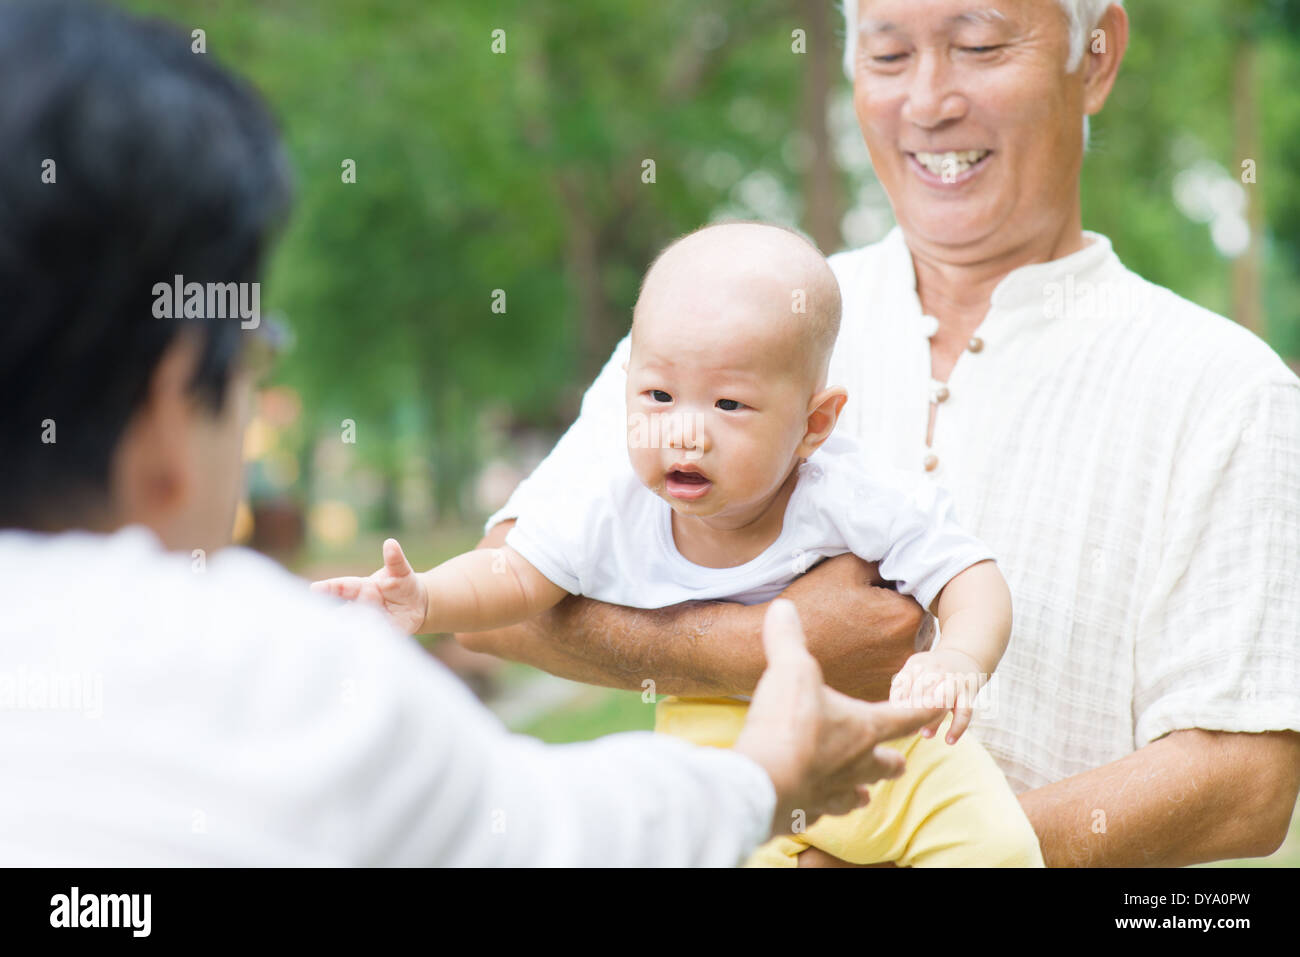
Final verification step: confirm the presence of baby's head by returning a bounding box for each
[625,221,847,520]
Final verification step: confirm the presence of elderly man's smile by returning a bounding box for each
[907,149,994,186]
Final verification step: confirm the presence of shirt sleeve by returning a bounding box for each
[1133,376,1300,748]
[504,506,585,595]
[837,463,996,612]
[316,605,776,866]
[483,334,631,536]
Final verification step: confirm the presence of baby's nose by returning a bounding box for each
[670,413,708,457]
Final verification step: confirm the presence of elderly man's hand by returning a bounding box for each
[734,599,944,838]
[776,552,928,701]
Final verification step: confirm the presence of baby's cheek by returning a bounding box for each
[626,444,659,488]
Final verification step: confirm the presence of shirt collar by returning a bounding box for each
[0,522,162,552]
[880,225,1119,315]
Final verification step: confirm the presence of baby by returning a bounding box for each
[314,222,1042,867]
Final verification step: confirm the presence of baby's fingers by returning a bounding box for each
[310,577,368,602]
[889,671,914,706]
[382,538,414,578]
[920,710,947,739]
[946,705,972,744]
[919,675,956,737]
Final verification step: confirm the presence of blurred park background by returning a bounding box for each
[113,0,1300,864]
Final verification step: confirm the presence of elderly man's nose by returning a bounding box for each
[900,56,967,129]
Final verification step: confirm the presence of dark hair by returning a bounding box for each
[0,0,292,528]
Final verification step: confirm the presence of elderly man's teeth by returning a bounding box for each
[915,150,990,176]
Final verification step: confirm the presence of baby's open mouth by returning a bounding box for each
[665,468,712,500]
[668,470,708,484]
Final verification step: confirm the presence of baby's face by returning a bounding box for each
[625,280,814,523]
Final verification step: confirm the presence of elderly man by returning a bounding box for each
[0,0,943,866]
[464,0,1300,866]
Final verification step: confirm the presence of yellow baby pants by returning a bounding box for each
[655,696,1044,868]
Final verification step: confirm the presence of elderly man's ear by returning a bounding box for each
[1083,4,1130,116]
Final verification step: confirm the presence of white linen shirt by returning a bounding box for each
[505,431,994,611]
[487,226,1300,794]
[0,526,774,865]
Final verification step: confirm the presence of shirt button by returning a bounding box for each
[932,385,950,403]
[923,453,939,472]
[967,336,985,353]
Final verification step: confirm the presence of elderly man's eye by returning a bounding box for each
[962,45,1004,54]
[872,53,907,63]
[649,390,672,403]
[716,399,744,411]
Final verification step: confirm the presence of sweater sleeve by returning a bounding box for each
[321,611,776,866]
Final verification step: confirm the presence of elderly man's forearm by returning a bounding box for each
[1019,729,1300,867]
[456,522,918,700]
[457,591,762,695]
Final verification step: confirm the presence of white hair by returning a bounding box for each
[842,1,1123,78]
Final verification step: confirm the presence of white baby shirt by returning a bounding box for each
[505,431,994,612]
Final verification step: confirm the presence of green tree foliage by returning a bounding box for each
[114,0,1300,517]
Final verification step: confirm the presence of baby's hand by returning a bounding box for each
[310,538,428,635]
[889,647,988,745]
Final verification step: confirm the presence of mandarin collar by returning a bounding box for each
[879,225,1119,315]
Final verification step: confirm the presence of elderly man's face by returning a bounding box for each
[853,0,1086,256]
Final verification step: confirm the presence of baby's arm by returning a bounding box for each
[419,544,570,634]
[890,559,1011,743]
[930,559,1012,677]
[312,539,569,636]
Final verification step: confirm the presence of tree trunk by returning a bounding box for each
[555,174,610,383]
[799,0,843,253]
[1231,28,1264,338]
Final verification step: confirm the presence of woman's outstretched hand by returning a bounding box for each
[735,599,944,837]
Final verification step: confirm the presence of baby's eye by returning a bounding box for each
[716,399,744,411]
[649,390,672,403]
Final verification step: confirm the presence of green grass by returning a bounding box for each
[520,688,655,742]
